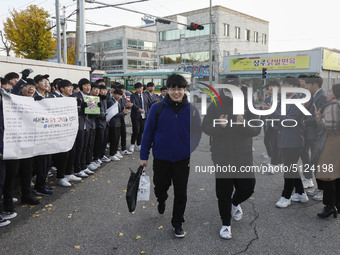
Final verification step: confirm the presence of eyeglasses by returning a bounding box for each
[168,88,184,92]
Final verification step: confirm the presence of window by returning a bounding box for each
[100,59,123,70]
[128,59,157,69]
[262,33,267,44]
[235,27,240,39]
[160,54,181,64]
[245,29,250,41]
[127,39,156,51]
[224,24,229,36]
[89,39,123,52]
[254,32,258,43]
[160,51,211,65]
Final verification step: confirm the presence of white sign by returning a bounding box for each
[2,94,79,159]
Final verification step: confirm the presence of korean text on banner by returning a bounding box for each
[2,94,79,159]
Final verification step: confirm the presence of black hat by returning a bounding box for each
[34,75,46,83]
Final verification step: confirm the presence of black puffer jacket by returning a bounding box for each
[202,93,261,167]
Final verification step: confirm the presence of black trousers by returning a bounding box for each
[120,120,127,151]
[33,155,49,190]
[74,129,90,173]
[0,159,6,214]
[281,147,304,199]
[215,177,255,226]
[131,118,146,146]
[263,126,273,158]
[86,129,96,165]
[322,179,340,207]
[109,126,121,156]
[93,127,105,160]
[270,130,282,165]
[153,158,190,228]
[53,151,70,179]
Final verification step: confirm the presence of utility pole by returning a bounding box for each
[62,6,67,64]
[55,0,62,63]
[209,0,213,85]
[75,0,80,65]
[79,0,86,66]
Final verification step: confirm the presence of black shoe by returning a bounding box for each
[158,202,165,214]
[21,196,40,205]
[174,226,185,238]
[317,206,337,218]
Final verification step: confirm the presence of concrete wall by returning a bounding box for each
[0,56,90,83]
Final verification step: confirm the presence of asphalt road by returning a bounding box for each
[1,126,339,255]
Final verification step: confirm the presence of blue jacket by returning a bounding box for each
[140,96,202,162]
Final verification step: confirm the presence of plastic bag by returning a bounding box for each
[126,166,144,212]
[137,172,150,201]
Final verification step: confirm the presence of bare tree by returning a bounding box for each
[0,30,11,56]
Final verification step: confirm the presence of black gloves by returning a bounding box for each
[97,102,102,107]
[21,68,33,81]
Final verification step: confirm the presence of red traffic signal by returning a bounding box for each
[187,23,204,31]
[262,68,268,79]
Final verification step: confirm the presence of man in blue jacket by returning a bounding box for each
[140,74,202,238]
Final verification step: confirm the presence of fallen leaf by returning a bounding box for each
[30,206,35,208]
[118,233,124,237]
[142,206,146,209]
[157,226,163,230]
[21,205,27,208]
[117,212,121,215]
[132,212,135,214]
[32,214,41,217]
[151,203,155,206]
[123,190,127,193]
[199,188,205,191]
[80,180,84,183]
[36,196,43,199]
[47,208,52,211]
[45,204,53,207]
[74,245,81,249]
[140,251,147,254]
[136,235,141,240]
[68,214,72,218]
[122,174,125,176]
[49,181,54,184]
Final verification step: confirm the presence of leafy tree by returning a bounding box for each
[3,5,56,60]
[67,45,75,65]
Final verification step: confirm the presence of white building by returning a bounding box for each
[86,26,157,74]
[156,5,269,78]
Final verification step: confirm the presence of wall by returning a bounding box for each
[0,56,90,83]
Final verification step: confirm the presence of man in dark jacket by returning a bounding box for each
[272,76,309,208]
[202,75,261,240]
[129,83,149,152]
[140,74,202,238]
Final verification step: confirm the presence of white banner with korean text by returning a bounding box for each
[2,94,79,159]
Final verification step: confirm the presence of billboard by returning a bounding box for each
[323,49,340,71]
[229,55,310,71]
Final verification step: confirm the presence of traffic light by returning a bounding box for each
[187,23,204,31]
[262,67,268,79]
[155,18,171,24]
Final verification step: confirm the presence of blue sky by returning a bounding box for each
[0,0,339,53]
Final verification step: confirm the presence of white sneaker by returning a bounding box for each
[65,174,82,182]
[2,212,17,220]
[307,188,319,196]
[109,155,120,161]
[313,190,323,201]
[101,156,111,163]
[97,159,103,164]
[302,177,314,189]
[232,204,243,221]
[115,153,123,159]
[58,178,72,187]
[291,193,309,203]
[129,145,135,152]
[116,151,122,157]
[121,150,132,155]
[12,198,18,203]
[83,168,94,175]
[93,160,102,166]
[135,145,141,152]
[220,226,232,239]
[0,217,10,227]
[75,171,88,178]
[276,197,291,208]
[88,163,98,171]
